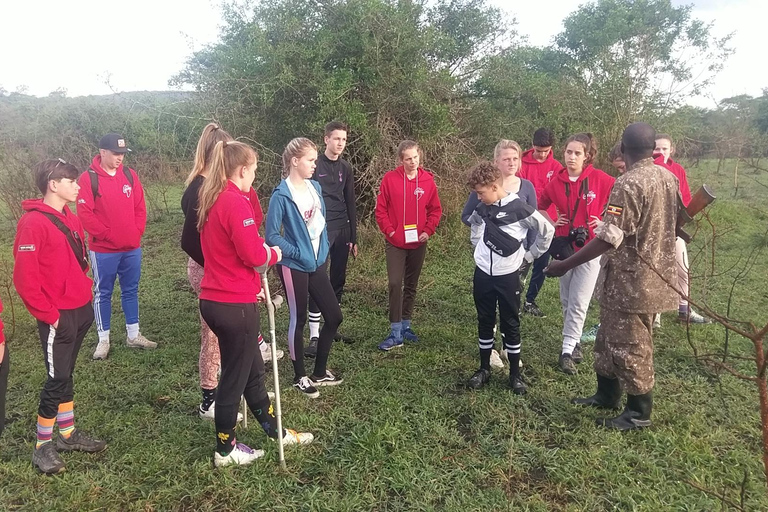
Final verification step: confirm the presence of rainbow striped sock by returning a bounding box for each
[36,416,56,448]
[57,402,75,439]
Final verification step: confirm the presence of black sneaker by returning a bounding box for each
[305,337,319,359]
[334,333,354,344]
[571,343,584,363]
[467,368,491,389]
[309,370,343,387]
[510,375,527,395]
[559,353,577,375]
[523,302,546,318]
[32,442,65,474]
[56,429,107,453]
[293,376,320,398]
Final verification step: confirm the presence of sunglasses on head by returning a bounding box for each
[47,158,67,181]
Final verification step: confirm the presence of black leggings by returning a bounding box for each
[278,263,342,380]
[199,300,269,434]
[0,343,8,437]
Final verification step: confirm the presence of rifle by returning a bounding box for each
[676,185,716,243]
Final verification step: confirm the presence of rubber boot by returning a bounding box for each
[597,392,653,431]
[571,374,622,409]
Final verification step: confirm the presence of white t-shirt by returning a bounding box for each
[286,178,325,258]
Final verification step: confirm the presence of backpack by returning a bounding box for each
[36,212,89,272]
[87,165,134,198]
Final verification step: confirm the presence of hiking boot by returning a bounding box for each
[32,443,65,474]
[334,333,354,344]
[653,313,661,329]
[679,309,712,325]
[378,335,403,351]
[572,374,622,409]
[309,370,343,387]
[293,376,320,398]
[279,429,314,446]
[199,402,243,423]
[523,302,546,318]
[305,337,318,359]
[510,375,527,395]
[490,349,505,369]
[260,343,284,361]
[467,368,491,389]
[126,333,157,350]
[402,327,419,342]
[93,340,110,360]
[581,324,599,343]
[571,343,584,364]
[559,353,577,375]
[597,392,653,431]
[56,429,107,453]
[214,442,265,467]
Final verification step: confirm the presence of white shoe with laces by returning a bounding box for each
[199,401,243,423]
[490,349,505,369]
[126,333,157,349]
[93,340,110,360]
[278,428,314,446]
[214,442,264,467]
[260,343,284,361]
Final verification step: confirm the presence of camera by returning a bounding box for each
[568,226,589,247]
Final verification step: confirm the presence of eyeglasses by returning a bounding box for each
[47,158,67,181]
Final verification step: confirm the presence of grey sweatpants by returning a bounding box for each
[559,258,600,354]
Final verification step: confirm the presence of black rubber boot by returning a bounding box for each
[597,392,653,431]
[571,374,622,409]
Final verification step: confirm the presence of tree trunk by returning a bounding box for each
[754,336,768,488]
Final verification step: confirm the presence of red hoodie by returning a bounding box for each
[375,166,443,249]
[76,155,147,252]
[654,154,692,207]
[13,200,93,325]
[200,182,279,303]
[519,148,563,220]
[538,165,615,248]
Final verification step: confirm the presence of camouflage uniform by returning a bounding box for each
[592,157,679,395]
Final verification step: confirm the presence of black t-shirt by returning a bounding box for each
[181,175,205,266]
[311,153,357,243]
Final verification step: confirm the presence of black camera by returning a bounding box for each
[568,226,589,247]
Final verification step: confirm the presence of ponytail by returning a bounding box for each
[185,122,233,186]
[282,137,317,178]
[565,132,598,168]
[197,140,258,231]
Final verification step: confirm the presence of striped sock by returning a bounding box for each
[57,402,75,439]
[309,311,321,339]
[257,332,265,347]
[479,338,494,370]
[36,416,56,448]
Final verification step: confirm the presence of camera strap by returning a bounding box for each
[564,177,589,227]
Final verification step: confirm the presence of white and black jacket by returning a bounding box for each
[468,192,554,276]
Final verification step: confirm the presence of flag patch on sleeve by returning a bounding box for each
[606,204,623,216]
[18,244,36,252]
[243,218,255,227]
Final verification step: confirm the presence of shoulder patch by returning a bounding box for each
[18,244,36,252]
[606,204,623,216]
[243,218,255,227]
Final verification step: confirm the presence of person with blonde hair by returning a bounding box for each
[198,140,313,467]
[266,137,343,399]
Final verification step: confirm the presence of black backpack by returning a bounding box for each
[36,212,89,272]
[87,165,134,198]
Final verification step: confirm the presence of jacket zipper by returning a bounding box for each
[284,189,320,271]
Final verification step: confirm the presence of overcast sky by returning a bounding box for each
[1,0,764,108]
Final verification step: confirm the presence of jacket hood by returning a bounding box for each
[21,198,71,220]
[90,155,126,177]
[522,148,556,165]
[553,163,597,184]
[392,165,435,181]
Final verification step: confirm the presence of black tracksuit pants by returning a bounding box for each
[0,343,8,437]
[36,303,94,419]
[473,267,522,375]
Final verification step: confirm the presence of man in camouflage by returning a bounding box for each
[545,122,680,430]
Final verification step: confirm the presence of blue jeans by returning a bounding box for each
[90,248,142,333]
[525,250,551,304]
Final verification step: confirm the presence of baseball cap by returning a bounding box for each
[99,133,132,153]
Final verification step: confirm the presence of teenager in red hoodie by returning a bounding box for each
[14,159,107,474]
[375,140,443,351]
[197,140,313,467]
[77,133,155,360]
[654,134,710,325]
[519,128,563,318]
[539,133,615,375]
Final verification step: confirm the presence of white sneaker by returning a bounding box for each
[279,428,314,446]
[260,344,284,361]
[199,402,243,423]
[490,349,504,369]
[268,391,275,401]
[653,313,662,329]
[214,442,265,467]
[93,340,110,360]
[498,348,524,368]
[126,333,157,349]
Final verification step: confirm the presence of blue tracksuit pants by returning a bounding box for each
[90,248,142,333]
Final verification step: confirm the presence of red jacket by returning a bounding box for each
[539,165,615,248]
[200,182,279,303]
[76,155,147,252]
[375,166,442,249]
[654,154,692,207]
[519,148,563,220]
[13,199,93,325]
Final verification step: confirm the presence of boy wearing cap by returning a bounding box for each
[77,134,156,359]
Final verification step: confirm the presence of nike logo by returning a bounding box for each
[496,212,507,218]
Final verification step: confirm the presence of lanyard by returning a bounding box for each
[403,169,419,227]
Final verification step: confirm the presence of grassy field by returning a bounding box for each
[0,159,767,511]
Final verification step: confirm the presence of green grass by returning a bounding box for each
[0,160,767,510]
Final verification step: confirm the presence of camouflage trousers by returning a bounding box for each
[594,308,655,395]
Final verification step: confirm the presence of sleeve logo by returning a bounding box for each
[606,204,623,216]
[243,218,255,227]
[18,244,36,252]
